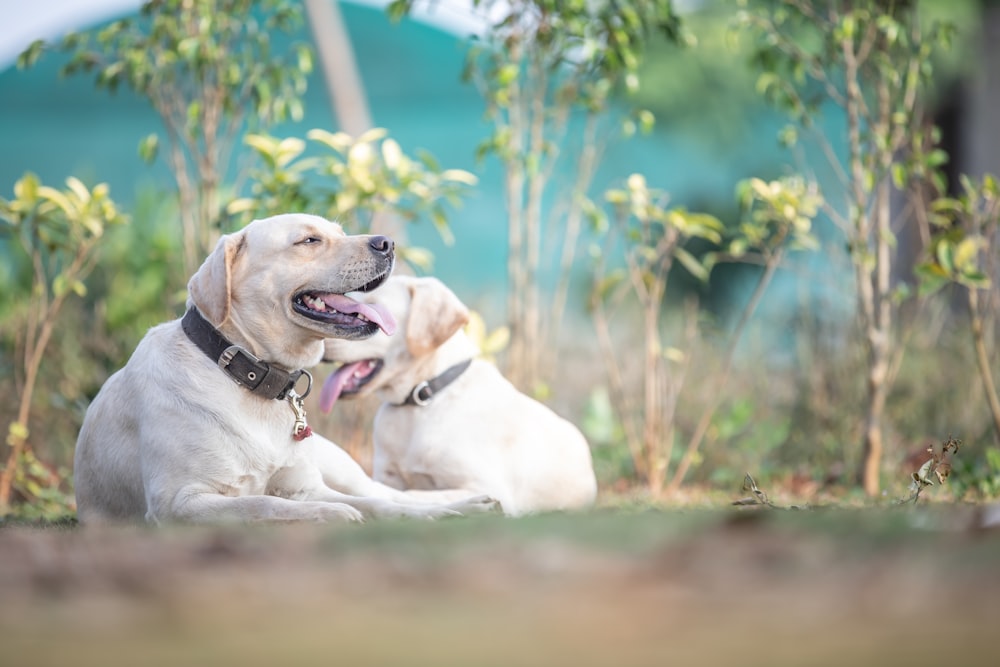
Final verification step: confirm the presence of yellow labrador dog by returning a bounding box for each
[74,214,497,524]
[321,275,598,516]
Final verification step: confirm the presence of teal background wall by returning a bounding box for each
[0,2,825,322]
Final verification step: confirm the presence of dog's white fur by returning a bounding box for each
[74,214,496,524]
[322,275,598,516]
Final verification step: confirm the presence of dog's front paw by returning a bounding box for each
[446,494,503,516]
[320,502,365,523]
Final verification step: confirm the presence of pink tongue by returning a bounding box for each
[320,293,397,336]
[319,360,370,413]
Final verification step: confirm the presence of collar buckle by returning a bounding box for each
[409,381,432,406]
[401,359,473,407]
[218,345,258,376]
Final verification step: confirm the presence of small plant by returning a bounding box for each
[0,173,128,516]
[951,447,1000,500]
[732,472,774,507]
[227,128,477,270]
[4,449,75,522]
[666,176,821,494]
[904,436,961,504]
[20,0,314,279]
[590,173,723,496]
[590,174,820,497]
[917,174,1000,444]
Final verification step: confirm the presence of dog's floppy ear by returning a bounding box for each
[406,277,470,357]
[186,230,246,325]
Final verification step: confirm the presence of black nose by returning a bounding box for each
[368,235,394,256]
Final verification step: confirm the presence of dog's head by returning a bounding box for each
[319,275,472,411]
[186,213,397,369]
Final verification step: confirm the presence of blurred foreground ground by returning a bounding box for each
[2,506,999,667]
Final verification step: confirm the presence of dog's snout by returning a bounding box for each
[368,235,394,257]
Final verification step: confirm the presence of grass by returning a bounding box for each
[2,503,1000,667]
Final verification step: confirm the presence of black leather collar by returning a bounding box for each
[402,359,473,406]
[181,307,306,401]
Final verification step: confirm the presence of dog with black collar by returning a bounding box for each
[321,275,598,516]
[73,213,498,524]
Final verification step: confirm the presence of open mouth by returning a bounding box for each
[292,290,397,337]
[319,358,383,412]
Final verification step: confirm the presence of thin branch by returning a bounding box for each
[667,244,786,494]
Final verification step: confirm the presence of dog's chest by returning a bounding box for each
[223,397,304,468]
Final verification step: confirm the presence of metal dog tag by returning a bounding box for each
[287,390,313,441]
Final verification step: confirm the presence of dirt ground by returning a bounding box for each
[2,506,999,667]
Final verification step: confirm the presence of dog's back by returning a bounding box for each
[74,323,176,523]
[373,359,597,516]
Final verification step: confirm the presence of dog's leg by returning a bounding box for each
[297,436,501,516]
[372,451,506,509]
[157,491,365,524]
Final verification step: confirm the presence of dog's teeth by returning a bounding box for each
[303,295,326,312]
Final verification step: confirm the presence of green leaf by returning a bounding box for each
[663,347,685,363]
[17,40,46,70]
[13,172,41,206]
[891,164,907,190]
[483,327,510,356]
[296,44,313,74]
[914,262,950,296]
[138,133,159,163]
[307,128,353,152]
[497,64,519,86]
[440,169,478,186]
[935,240,954,274]
[983,173,998,199]
[244,133,281,168]
[930,197,962,215]
[398,245,434,272]
[7,421,29,446]
[674,246,709,282]
[840,13,856,40]
[926,149,949,168]
[65,177,91,204]
[356,127,388,145]
[36,185,76,218]
[226,198,255,215]
[637,109,655,134]
[728,237,748,257]
[605,189,628,205]
[953,237,983,272]
[594,269,626,301]
[275,137,306,168]
[53,273,69,298]
[386,0,413,23]
[755,72,779,96]
[959,270,990,289]
[777,125,798,148]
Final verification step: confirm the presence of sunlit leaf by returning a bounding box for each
[355,127,388,145]
[6,422,29,446]
[935,240,954,274]
[307,128,353,152]
[440,169,478,186]
[674,246,709,282]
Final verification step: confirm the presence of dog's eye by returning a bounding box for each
[297,236,322,246]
